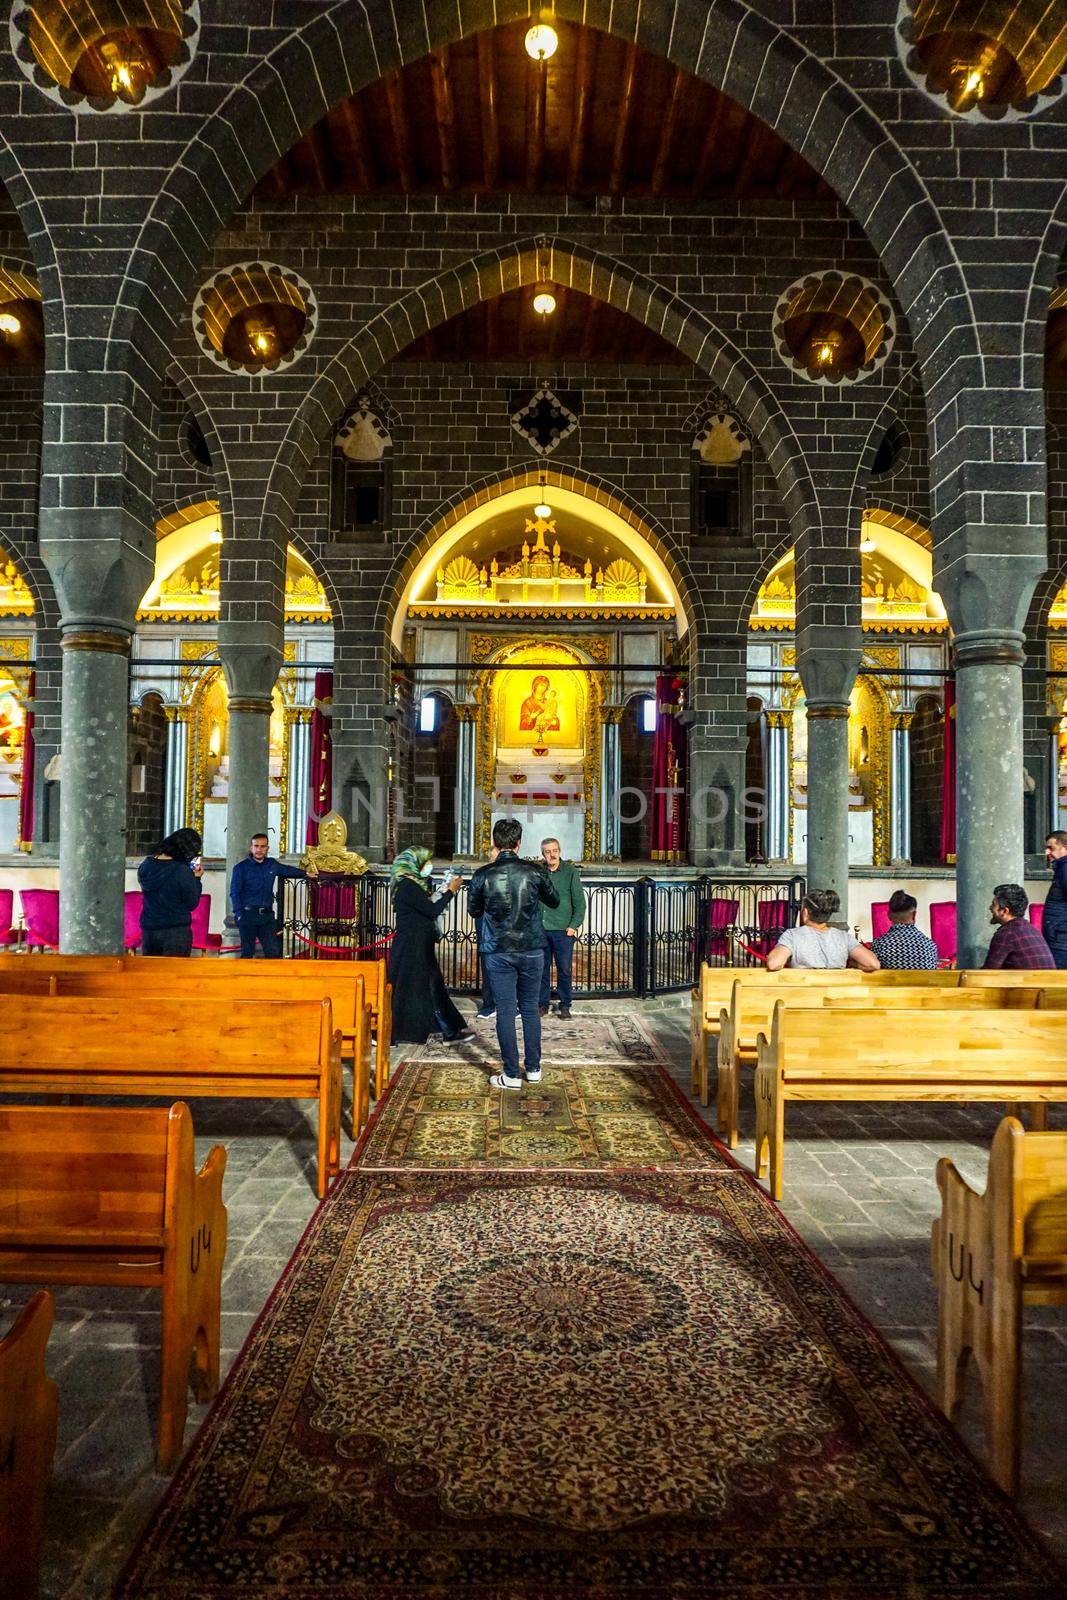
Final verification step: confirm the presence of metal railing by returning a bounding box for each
[281,871,805,997]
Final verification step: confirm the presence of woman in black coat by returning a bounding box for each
[388,847,473,1045]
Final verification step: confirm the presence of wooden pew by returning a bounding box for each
[753,1004,1067,1202]
[0,1290,58,1600]
[963,968,1067,988]
[716,978,1031,1149]
[0,962,374,1140]
[0,995,342,1199]
[0,952,390,1108]
[933,1116,1067,1494]
[0,1103,226,1473]
[692,964,962,1109]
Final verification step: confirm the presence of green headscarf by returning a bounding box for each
[391,845,433,897]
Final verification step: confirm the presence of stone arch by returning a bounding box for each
[738,528,802,636]
[109,1,973,393]
[383,462,701,644]
[264,237,820,562]
[164,362,233,531]
[286,530,343,633]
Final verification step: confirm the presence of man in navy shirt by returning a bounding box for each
[229,832,309,958]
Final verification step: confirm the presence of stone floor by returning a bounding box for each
[3,1002,1065,1596]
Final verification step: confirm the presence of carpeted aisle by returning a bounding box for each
[116,1042,1063,1597]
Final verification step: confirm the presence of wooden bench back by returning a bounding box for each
[962,969,1067,987]
[0,996,332,1086]
[730,980,1036,1040]
[0,952,387,1005]
[0,1104,174,1249]
[0,1289,58,1600]
[766,1003,1067,1082]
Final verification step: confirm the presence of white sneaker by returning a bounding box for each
[489,1073,522,1091]
[525,1068,542,1083]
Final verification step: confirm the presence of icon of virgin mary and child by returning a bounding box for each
[519,674,560,750]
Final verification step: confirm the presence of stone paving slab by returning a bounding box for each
[2,1013,1065,1595]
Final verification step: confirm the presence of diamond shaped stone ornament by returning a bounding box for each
[510,386,580,456]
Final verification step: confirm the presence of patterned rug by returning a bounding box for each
[117,1171,1061,1598]
[407,1012,668,1064]
[353,1060,733,1171]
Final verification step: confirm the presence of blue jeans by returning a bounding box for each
[483,950,544,1081]
[540,929,575,1009]
[475,916,495,1011]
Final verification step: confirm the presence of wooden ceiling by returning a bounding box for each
[395,283,687,366]
[256,20,834,204]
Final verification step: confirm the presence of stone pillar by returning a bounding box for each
[688,730,747,869]
[890,715,912,864]
[796,636,860,908]
[286,711,311,853]
[454,709,478,856]
[953,629,1027,969]
[218,632,282,884]
[599,710,622,859]
[765,713,790,862]
[57,630,132,951]
[163,710,189,838]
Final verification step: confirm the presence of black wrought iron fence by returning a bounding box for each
[281,872,805,998]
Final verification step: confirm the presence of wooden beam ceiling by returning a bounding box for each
[256,19,835,205]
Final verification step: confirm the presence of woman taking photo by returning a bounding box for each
[388,846,473,1045]
[137,828,204,956]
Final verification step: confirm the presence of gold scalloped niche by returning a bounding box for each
[0,265,42,367]
[197,265,310,371]
[776,275,891,384]
[907,0,1067,112]
[23,0,190,105]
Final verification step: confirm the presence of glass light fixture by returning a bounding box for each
[815,339,836,365]
[247,319,276,359]
[99,35,151,100]
[533,287,556,317]
[0,312,20,335]
[525,23,558,61]
[534,501,552,519]
[859,536,876,553]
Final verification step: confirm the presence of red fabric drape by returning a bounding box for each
[651,673,687,861]
[17,669,34,852]
[940,677,956,865]
[306,670,333,845]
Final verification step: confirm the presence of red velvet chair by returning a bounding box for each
[191,894,223,954]
[704,896,740,963]
[19,889,59,951]
[870,901,891,940]
[929,901,957,966]
[123,891,143,953]
[1029,900,1045,935]
[0,887,17,947]
[752,897,791,960]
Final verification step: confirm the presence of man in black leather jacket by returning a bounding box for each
[467,817,560,1089]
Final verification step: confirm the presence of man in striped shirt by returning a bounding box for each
[870,890,939,970]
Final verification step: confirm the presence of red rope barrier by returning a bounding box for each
[206,931,395,958]
[729,930,770,966]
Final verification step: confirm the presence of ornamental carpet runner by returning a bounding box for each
[352,1059,734,1171]
[117,1167,1061,1598]
[407,1012,669,1064]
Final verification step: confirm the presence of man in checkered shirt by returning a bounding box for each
[870,890,939,970]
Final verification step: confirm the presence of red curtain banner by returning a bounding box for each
[940,677,956,865]
[306,669,333,845]
[651,672,687,862]
[17,669,34,851]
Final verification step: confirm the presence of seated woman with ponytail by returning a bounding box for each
[765,888,880,973]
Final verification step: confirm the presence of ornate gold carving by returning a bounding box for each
[179,639,219,704]
[410,604,675,623]
[301,810,368,876]
[0,553,33,618]
[805,705,850,720]
[228,696,273,715]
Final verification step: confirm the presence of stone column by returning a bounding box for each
[953,629,1027,968]
[889,714,912,864]
[765,712,790,862]
[688,730,747,869]
[599,710,622,859]
[286,711,311,853]
[57,629,133,951]
[796,637,860,908]
[454,708,478,856]
[218,632,282,884]
[163,710,189,838]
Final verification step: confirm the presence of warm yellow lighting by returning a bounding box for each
[533,288,556,317]
[0,312,20,336]
[815,341,835,365]
[859,537,876,553]
[247,320,276,359]
[208,722,221,759]
[525,23,558,61]
[962,69,984,99]
[534,502,552,520]
[99,37,150,99]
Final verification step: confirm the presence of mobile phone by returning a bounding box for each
[192,856,202,871]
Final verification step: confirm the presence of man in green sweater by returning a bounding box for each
[539,837,585,1018]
